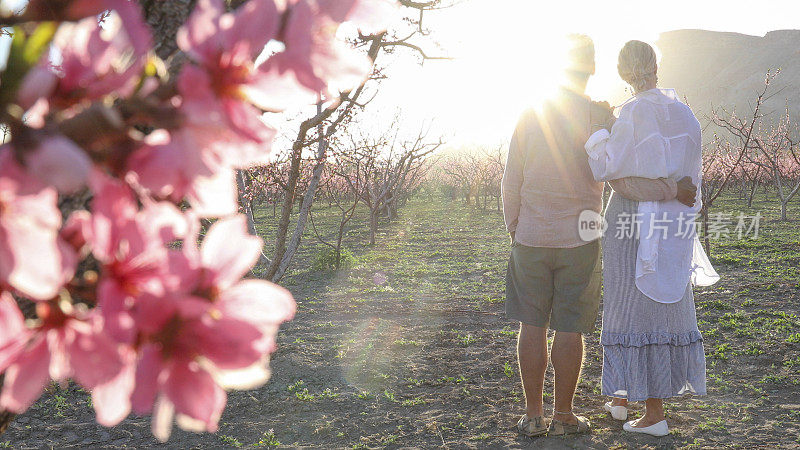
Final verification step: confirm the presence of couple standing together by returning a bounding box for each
[502,36,720,437]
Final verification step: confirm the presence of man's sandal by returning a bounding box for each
[516,414,548,437]
[548,410,591,436]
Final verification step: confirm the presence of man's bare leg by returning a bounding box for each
[517,323,547,418]
[551,331,583,425]
[611,397,628,407]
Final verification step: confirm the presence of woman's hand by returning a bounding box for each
[676,176,697,207]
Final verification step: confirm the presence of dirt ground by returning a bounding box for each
[2,196,799,449]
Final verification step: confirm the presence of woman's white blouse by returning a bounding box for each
[585,88,719,303]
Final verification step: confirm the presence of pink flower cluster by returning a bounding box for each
[0,0,396,440]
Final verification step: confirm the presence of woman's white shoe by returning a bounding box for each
[623,419,669,436]
[603,402,628,421]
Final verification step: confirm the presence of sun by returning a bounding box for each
[442,33,573,142]
[370,1,646,146]
[382,33,574,146]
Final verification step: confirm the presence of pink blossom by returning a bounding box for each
[177,65,277,168]
[127,295,270,440]
[203,217,295,353]
[48,1,151,108]
[86,173,187,343]
[182,215,296,354]
[17,64,58,113]
[317,0,399,34]
[0,147,75,300]
[0,293,133,425]
[126,130,239,217]
[126,215,293,440]
[131,343,228,441]
[178,0,279,64]
[252,0,397,109]
[175,0,279,168]
[22,133,92,194]
[128,0,285,214]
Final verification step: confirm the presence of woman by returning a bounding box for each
[584,40,719,436]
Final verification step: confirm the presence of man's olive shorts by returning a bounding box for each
[505,239,601,334]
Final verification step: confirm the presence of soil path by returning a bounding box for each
[2,198,799,448]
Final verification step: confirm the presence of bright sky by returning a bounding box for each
[374,0,800,146]
[2,0,798,148]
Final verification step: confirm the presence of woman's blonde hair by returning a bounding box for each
[617,40,657,93]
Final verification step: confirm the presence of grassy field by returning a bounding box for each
[2,192,799,449]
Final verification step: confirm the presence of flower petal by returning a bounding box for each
[24,134,92,194]
[163,361,226,433]
[186,167,238,218]
[0,292,27,347]
[218,279,295,328]
[67,327,125,388]
[205,356,271,390]
[0,151,67,299]
[227,0,279,56]
[318,0,399,34]
[0,336,50,413]
[131,343,163,415]
[96,279,137,344]
[46,328,71,381]
[91,351,135,426]
[201,215,262,288]
[182,317,262,370]
[177,0,226,63]
[0,293,30,373]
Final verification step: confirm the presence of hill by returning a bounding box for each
[656,29,800,123]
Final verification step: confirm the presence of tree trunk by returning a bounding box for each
[748,177,758,208]
[266,136,305,279]
[369,210,378,245]
[775,171,787,221]
[334,218,347,270]
[779,180,800,221]
[702,206,710,257]
[236,170,269,266]
[270,117,329,282]
[140,0,195,69]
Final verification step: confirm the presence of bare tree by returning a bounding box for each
[481,144,505,211]
[262,1,453,281]
[341,120,442,244]
[704,70,779,253]
[745,108,800,220]
[437,144,505,209]
[308,149,368,270]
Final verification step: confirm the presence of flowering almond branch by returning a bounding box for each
[0,0,398,441]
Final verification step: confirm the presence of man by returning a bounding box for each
[502,34,696,437]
